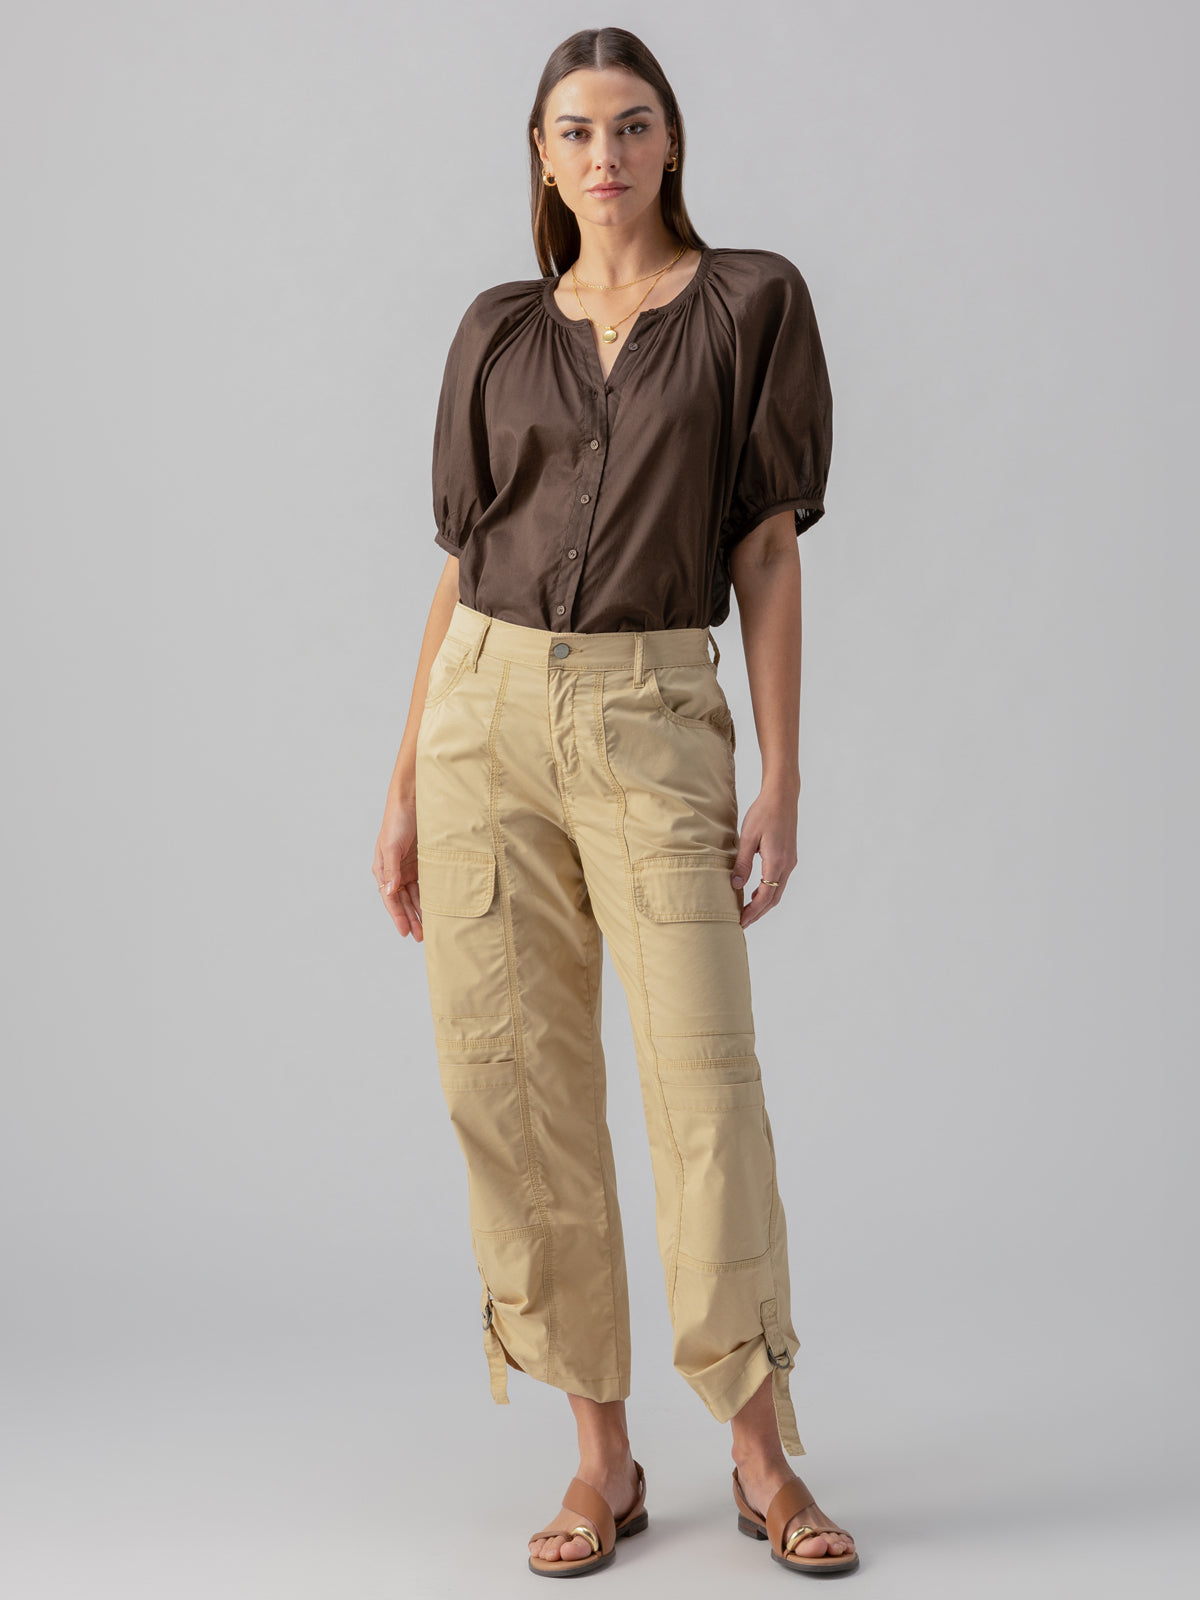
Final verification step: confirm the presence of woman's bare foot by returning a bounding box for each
[730,1373,856,1562]
[528,1392,641,1565]
[732,1458,856,1561]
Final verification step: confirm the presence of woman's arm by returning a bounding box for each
[726,509,803,927]
[372,555,461,939]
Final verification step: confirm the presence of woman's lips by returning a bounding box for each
[589,185,628,197]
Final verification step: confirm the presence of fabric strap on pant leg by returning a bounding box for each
[761,1297,804,1454]
[480,1278,510,1404]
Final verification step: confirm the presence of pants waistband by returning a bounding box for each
[444,602,721,673]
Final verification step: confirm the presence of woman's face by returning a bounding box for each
[535,67,677,232]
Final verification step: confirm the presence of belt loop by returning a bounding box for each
[633,632,645,688]
[468,615,492,672]
[707,627,721,670]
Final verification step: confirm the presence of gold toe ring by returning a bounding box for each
[784,1525,820,1554]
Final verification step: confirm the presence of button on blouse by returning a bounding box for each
[430,246,833,632]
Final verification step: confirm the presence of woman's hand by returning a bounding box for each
[726,509,805,929]
[730,777,799,928]
[373,795,423,940]
[373,557,462,942]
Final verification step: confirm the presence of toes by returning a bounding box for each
[530,1530,595,1563]
[789,1526,855,1560]
[792,1532,827,1557]
[560,1524,595,1561]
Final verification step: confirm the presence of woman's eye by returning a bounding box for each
[560,122,648,141]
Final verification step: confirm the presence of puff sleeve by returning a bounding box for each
[721,257,833,549]
[431,294,497,555]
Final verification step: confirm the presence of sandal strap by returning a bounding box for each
[529,1461,648,1555]
[528,1478,615,1555]
[562,1476,616,1551]
[765,1476,819,1557]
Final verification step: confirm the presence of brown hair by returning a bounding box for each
[528,27,707,279]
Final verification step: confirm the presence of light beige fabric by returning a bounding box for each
[414,601,805,1454]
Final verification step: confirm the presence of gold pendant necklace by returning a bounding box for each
[571,243,688,344]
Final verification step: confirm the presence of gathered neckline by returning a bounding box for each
[541,244,713,331]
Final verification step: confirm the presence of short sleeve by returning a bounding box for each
[431,295,498,555]
[722,258,833,549]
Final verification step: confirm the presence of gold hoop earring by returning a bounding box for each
[542,167,557,187]
[664,154,678,172]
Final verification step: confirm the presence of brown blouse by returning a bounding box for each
[430,245,833,632]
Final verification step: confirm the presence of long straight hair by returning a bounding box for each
[528,27,707,279]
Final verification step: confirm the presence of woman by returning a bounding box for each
[373,26,858,1581]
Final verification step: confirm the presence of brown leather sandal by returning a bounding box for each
[528,1459,649,1578]
[732,1466,860,1575]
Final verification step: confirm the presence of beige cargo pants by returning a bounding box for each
[414,601,805,1454]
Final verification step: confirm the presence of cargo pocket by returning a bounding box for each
[418,845,512,1055]
[631,852,754,1055]
[417,844,496,916]
[632,852,743,923]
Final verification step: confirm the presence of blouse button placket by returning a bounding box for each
[555,400,610,627]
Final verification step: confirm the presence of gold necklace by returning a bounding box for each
[571,243,688,345]
[571,246,688,291]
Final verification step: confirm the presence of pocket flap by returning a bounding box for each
[417,845,496,916]
[632,852,742,923]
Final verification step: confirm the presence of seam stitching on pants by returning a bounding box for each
[547,670,579,842]
[432,1008,510,1018]
[487,655,558,1384]
[761,1100,801,1451]
[657,1052,760,1063]
[581,876,628,1393]
[592,669,685,1317]
[676,1244,772,1273]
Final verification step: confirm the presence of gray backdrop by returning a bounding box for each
[2,2,1194,1596]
